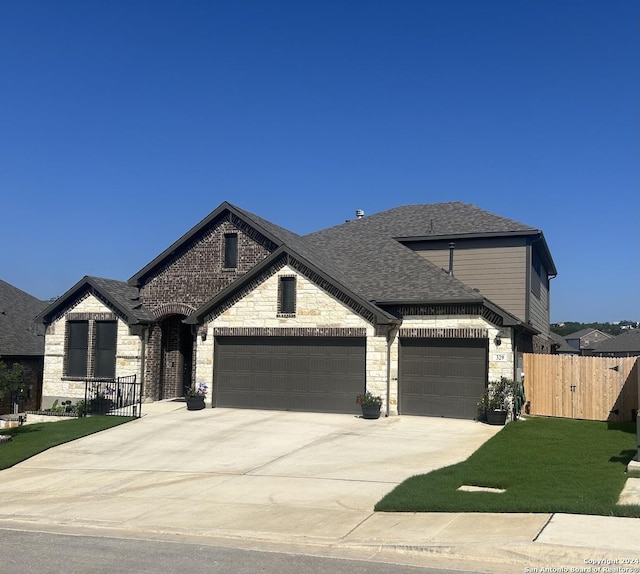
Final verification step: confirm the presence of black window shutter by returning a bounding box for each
[94,322,117,378]
[224,234,238,268]
[67,321,89,377]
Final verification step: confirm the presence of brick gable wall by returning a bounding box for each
[137,215,276,400]
[139,218,274,314]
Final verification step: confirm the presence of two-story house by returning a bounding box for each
[36,201,556,420]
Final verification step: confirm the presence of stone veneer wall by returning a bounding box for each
[387,315,514,415]
[41,294,142,408]
[196,265,384,405]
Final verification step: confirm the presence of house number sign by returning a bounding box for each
[493,353,508,362]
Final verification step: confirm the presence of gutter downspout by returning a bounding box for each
[386,323,401,417]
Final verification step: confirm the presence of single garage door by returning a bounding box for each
[399,338,487,419]
[214,336,365,413]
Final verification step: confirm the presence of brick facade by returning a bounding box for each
[137,215,275,400]
[139,217,273,313]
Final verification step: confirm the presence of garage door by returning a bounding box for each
[399,338,487,419]
[214,336,365,413]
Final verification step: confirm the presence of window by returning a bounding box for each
[67,321,89,377]
[531,251,544,299]
[224,233,238,268]
[94,321,117,378]
[278,276,296,315]
[65,320,117,379]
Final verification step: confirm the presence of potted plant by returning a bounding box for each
[89,393,114,415]
[185,382,207,410]
[477,377,518,425]
[356,391,383,419]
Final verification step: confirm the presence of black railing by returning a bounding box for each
[84,375,142,418]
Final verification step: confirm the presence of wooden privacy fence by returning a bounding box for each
[523,354,639,422]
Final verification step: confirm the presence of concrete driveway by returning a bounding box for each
[0,401,500,543]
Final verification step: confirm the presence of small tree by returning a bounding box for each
[0,361,24,402]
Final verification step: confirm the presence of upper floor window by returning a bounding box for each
[278,276,296,315]
[65,320,117,379]
[224,233,238,268]
[531,251,547,299]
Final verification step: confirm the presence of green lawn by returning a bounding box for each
[376,417,640,517]
[0,416,133,470]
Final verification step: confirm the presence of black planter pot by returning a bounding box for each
[486,409,508,425]
[186,396,205,411]
[361,404,381,420]
[90,398,113,415]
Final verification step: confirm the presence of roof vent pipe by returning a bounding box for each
[448,242,455,276]
[355,209,364,219]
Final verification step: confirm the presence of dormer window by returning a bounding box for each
[224,233,238,268]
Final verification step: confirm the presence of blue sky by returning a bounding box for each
[1,0,637,322]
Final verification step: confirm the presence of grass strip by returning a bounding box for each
[0,416,133,470]
[375,417,640,517]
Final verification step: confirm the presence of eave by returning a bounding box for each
[185,247,400,327]
[128,202,285,287]
[34,277,150,327]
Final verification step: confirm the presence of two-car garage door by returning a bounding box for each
[214,336,365,414]
[399,338,488,419]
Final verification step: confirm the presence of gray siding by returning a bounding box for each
[405,237,528,322]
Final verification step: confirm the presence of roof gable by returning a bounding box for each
[0,280,48,356]
[186,247,399,327]
[129,202,284,287]
[36,276,154,326]
[565,328,613,340]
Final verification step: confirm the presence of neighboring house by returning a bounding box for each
[549,331,579,355]
[0,280,48,414]
[35,201,557,420]
[565,328,613,353]
[584,329,640,357]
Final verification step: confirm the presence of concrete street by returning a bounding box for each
[0,401,639,573]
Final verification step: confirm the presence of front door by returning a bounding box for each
[159,315,194,399]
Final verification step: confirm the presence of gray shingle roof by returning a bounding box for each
[303,203,513,303]
[231,204,370,295]
[52,201,551,328]
[36,276,154,326]
[0,280,47,356]
[549,331,579,354]
[87,277,155,323]
[236,203,484,304]
[338,202,538,238]
[564,328,612,340]
[590,329,640,354]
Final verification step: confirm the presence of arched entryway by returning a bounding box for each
[158,315,195,399]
